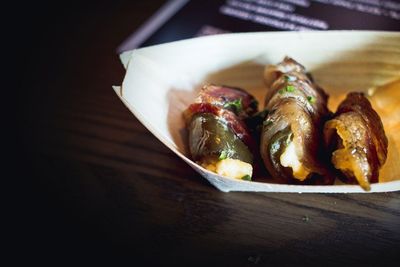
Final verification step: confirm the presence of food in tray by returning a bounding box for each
[183,57,389,190]
[324,92,388,191]
[183,84,258,180]
[261,57,333,185]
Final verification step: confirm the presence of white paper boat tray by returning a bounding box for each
[114,31,400,193]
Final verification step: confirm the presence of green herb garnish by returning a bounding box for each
[219,150,228,161]
[279,86,295,94]
[223,98,243,114]
[307,96,316,104]
[241,174,251,181]
[285,85,296,92]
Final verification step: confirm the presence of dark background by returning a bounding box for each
[8,1,400,266]
[10,0,170,263]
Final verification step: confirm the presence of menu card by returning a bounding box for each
[118,0,400,52]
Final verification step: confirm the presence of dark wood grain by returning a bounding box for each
[12,1,400,266]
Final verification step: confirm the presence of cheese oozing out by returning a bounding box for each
[280,141,310,181]
[202,158,253,180]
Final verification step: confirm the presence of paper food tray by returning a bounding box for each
[114,31,400,193]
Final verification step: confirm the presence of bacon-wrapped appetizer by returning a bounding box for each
[324,92,388,191]
[183,84,258,180]
[261,57,332,184]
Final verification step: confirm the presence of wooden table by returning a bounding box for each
[14,1,400,265]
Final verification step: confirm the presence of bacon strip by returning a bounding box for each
[324,92,388,190]
[196,84,258,119]
[184,84,257,148]
[261,57,332,184]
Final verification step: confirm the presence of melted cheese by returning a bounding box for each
[202,158,253,180]
[280,141,310,181]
